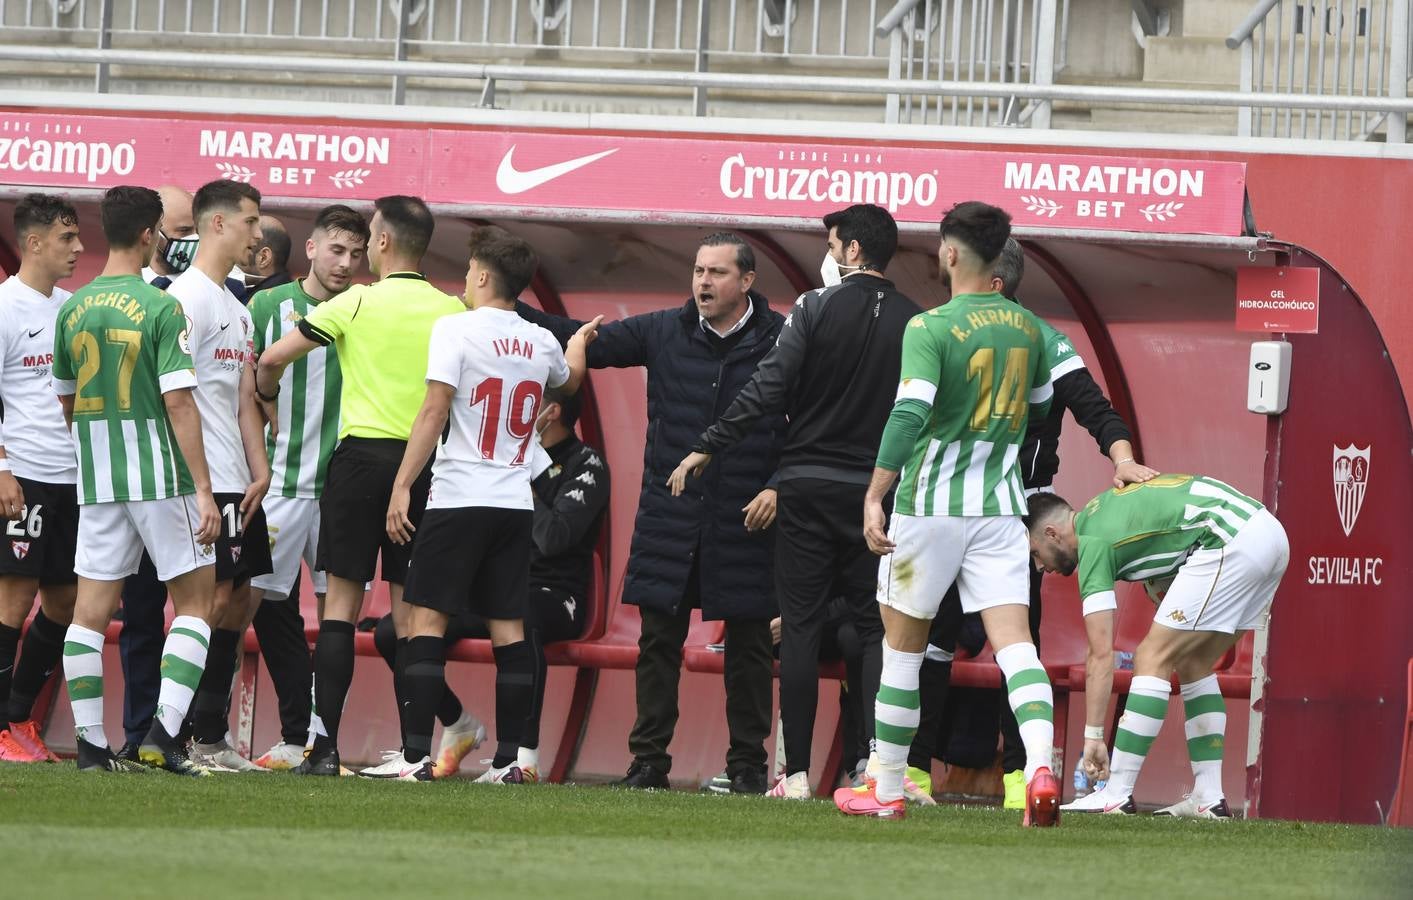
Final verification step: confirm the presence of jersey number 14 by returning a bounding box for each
[469,376,544,465]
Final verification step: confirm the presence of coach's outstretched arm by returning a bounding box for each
[237,355,272,521]
[517,300,648,370]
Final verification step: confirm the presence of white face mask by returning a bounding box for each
[820,252,866,288]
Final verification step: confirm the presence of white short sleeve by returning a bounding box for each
[424,316,463,388]
[545,340,570,390]
[1081,590,1118,618]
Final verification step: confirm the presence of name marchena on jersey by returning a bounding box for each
[63,291,148,329]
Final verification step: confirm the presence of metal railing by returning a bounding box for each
[0,0,1068,124]
[1229,0,1411,142]
[879,0,1067,129]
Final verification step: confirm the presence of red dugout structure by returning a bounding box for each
[1,105,1407,824]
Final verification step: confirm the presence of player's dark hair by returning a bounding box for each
[993,237,1025,299]
[698,232,755,276]
[100,185,164,249]
[374,195,435,260]
[256,219,291,271]
[1023,492,1073,532]
[469,232,538,301]
[14,192,78,239]
[312,204,371,245]
[545,385,583,430]
[940,201,1011,266]
[192,179,262,228]
[822,204,898,271]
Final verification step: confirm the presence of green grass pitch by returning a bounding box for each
[1,764,1408,899]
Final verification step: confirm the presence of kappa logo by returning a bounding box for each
[495,145,619,195]
[563,596,577,620]
[1332,444,1370,537]
[11,540,29,560]
[583,453,602,469]
[576,471,596,487]
[566,488,586,504]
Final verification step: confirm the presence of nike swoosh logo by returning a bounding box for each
[27,328,43,338]
[495,145,618,195]
[219,322,231,331]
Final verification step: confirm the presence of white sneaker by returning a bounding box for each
[765,771,811,800]
[190,739,269,773]
[1060,785,1136,814]
[1154,793,1232,819]
[433,712,486,778]
[359,750,433,781]
[474,758,532,784]
[254,742,306,771]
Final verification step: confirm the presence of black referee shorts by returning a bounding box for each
[317,437,431,585]
[403,506,531,620]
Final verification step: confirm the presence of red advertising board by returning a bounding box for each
[0,110,1248,235]
[1236,266,1321,333]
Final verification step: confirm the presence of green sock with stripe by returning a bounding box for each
[874,643,924,803]
[995,642,1054,782]
[153,616,211,739]
[63,624,108,750]
[1180,674,1227,803]
[1108,674,1171,797]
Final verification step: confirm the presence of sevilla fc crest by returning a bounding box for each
[11,541,28,560]
[230,545,243,563]
[1331,444,1371,537]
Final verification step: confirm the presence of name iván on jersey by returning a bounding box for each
[493,337,534,359]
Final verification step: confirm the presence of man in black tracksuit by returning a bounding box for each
[906,238,1155,803]
[671,204,921,797]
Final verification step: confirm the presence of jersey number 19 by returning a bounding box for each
[469,376,544,465]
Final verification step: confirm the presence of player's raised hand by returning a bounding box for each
[742,487,777,531]
[1113,459,1159,489]
[1082,738,1111,782]
[572,315,604,347]
[863,497,895,555]
[667,451,711,497]
[386,485,416,545]
[193,490,222,546]
[0,470,25,521]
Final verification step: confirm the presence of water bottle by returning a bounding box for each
[1114,650,1134,671]
[1073,760,1108,797]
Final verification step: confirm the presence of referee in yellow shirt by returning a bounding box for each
[255,195,463,775]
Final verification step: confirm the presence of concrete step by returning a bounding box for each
[1182,0,1255,40]
[1143,35,1242,85]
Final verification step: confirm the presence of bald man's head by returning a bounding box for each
[152,184,197,275]
[249,215,291,276]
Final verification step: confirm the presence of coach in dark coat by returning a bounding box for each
[518,232,783,794]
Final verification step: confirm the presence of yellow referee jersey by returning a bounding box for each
[300,272,464,440]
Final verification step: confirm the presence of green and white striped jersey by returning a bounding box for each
[249,280,342,499]
[52,274,197,504]
[893,292,1053,517]
[1074,473,1264,614]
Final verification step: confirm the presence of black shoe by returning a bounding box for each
[293,745,342,777]
[76,739,143,773]
[115,741,140,763]
[138,723,211,778]
[617,761,670,790]
[729,769,769,795]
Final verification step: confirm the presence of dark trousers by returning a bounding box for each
[774,478,885,777]
[910,565,1043,772]
[627,562,773,777]
[118,554,166,746]
[251,571,312,746]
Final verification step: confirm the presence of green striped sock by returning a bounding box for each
[874,644,924,803]
[154,616,211,738]
[1108,675,1171,797]
[63,624,107,749]
[996,642,1054,782]
[1181,674,1227,802]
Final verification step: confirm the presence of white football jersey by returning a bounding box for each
[425,307,569,510]
[0,276,77,483]
[167,268,254,493]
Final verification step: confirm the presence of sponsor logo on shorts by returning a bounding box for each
[1331,443,1370,537]
[230,545,243,563]
[11,540,29,560]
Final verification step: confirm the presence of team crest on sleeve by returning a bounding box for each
[179,315,195,355]
[1331,444,1371,537]
[11,540,29,560]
